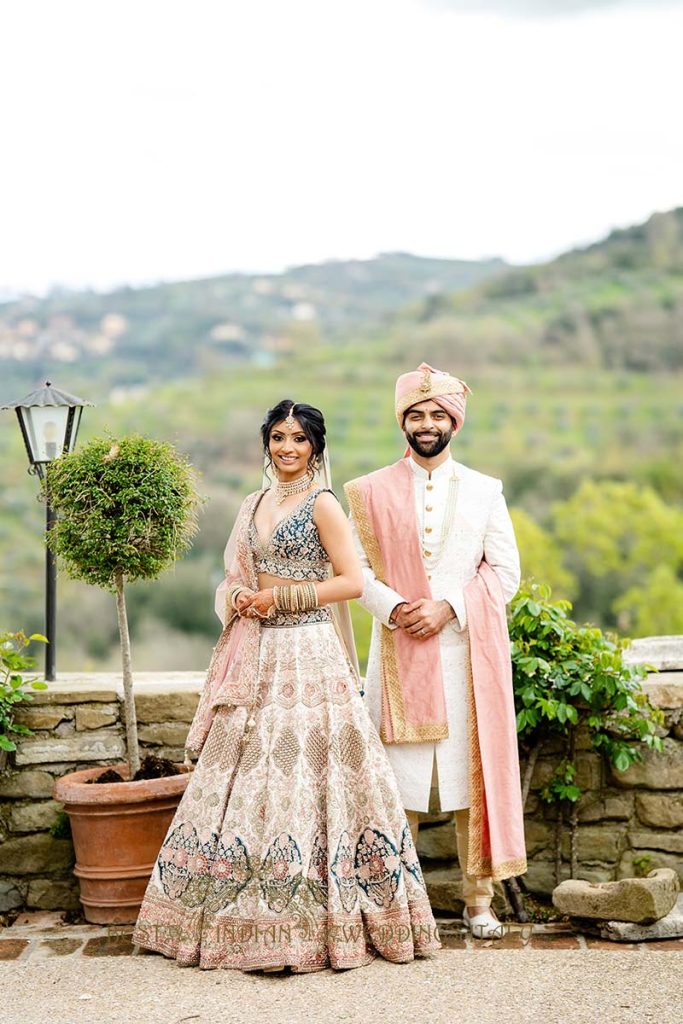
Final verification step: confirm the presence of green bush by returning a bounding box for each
[509,581,663,880]
[0,631,48,757]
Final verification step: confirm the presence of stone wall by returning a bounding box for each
[0,673,203,913]
[421,635,683,912]
[1,639,682,914]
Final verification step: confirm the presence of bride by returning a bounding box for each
[133,400,440,971]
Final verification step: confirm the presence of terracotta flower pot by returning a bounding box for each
[53,762,192,924]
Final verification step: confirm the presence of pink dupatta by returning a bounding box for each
[184,492,263,757]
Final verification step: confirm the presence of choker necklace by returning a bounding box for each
[274,469,315,505]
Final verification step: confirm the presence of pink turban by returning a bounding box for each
[395,362,471,433]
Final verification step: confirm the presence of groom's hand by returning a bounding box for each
[402,599,455,639]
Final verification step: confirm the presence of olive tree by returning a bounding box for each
[46,436,202,777]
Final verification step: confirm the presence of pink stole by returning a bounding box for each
[345,460,448,743]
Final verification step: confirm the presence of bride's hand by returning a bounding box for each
[235,589,256,614]
[242,589,275,618]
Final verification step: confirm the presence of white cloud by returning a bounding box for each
[1,0,682,292]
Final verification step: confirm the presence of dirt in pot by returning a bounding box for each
[132,755,182,780]
[87,756,182,784]
[87,768,126,784]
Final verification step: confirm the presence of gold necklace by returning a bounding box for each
[274,469,315,505]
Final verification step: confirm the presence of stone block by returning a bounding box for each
[578,790,634,823]
[524,819,555,858]
[623,636,683,671]
[0,770,56,798]
[529,758,556,790]
[636,791,683,829]
[575,725,594,751]
[146,746,186,763]
[641,675,683,710]
[26,877,80,911]
[54,721,76,738]
[417,821,457,861]
[609,737,683,789]
[574,826,625,864]
[32,686,119,705]
[574,753,603,791]
[0,880,26,912]
[423,865,463,914]
[522,859,570,896]
[574,866,616,885]
[8,800,62,833]
[15,731,125,766]
[134,691,200,724]
[13,706,74,730]
[74,706,118,731]
[584,893,683,942]
[0,834,74,874]
[553,868,679,923]
[137,722,189,747]
[628,830,683,854]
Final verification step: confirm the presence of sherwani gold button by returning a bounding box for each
[424,550,432,557]
[426,505,433,512]
[425,526,432,533]
[426,484,433,491]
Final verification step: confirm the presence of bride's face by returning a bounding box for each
[269,417,313,478]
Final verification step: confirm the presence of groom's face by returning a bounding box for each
[403,400,454,458]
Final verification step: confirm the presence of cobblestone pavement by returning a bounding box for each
[1,913,681,1024]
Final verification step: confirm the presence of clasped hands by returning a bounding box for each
[390,598,455,640]
[234,588,274,619]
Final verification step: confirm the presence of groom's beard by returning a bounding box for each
[405,424,453,458]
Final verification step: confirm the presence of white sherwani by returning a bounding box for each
[350,455,520,813]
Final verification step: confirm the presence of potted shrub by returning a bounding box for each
[48,435,203,923]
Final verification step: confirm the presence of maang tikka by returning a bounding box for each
[285,404,296,428]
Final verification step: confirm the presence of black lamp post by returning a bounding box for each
[2,381,93,680]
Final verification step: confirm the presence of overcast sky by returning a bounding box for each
[2,0,682,294]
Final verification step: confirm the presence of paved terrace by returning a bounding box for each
[1,912,681,1024]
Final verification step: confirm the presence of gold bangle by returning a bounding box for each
[227,583,247,610]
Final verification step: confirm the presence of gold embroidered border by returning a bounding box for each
[465,653,487,879]
[345,480,403,741]
[395,376,468,426]
[466,654,528,880]
[345,479,450,745]
[344,480,385,579]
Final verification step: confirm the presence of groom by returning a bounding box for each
[345,362,527,939]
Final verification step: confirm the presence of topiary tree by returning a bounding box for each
[46,435,203,777]
[510,581,663,883]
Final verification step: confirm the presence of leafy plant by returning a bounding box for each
[0,631,48,758]
[510,581,663,881]
[46,435,203,777]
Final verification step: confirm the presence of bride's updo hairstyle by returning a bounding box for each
[261,400,327,475]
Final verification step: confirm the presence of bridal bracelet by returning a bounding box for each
[226,581,248,613]
[272,582,319,613]
[227,580,319,617]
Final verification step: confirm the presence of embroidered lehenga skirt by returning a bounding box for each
[132,609,440,971]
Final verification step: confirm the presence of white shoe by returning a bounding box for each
[463,906,504,939]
